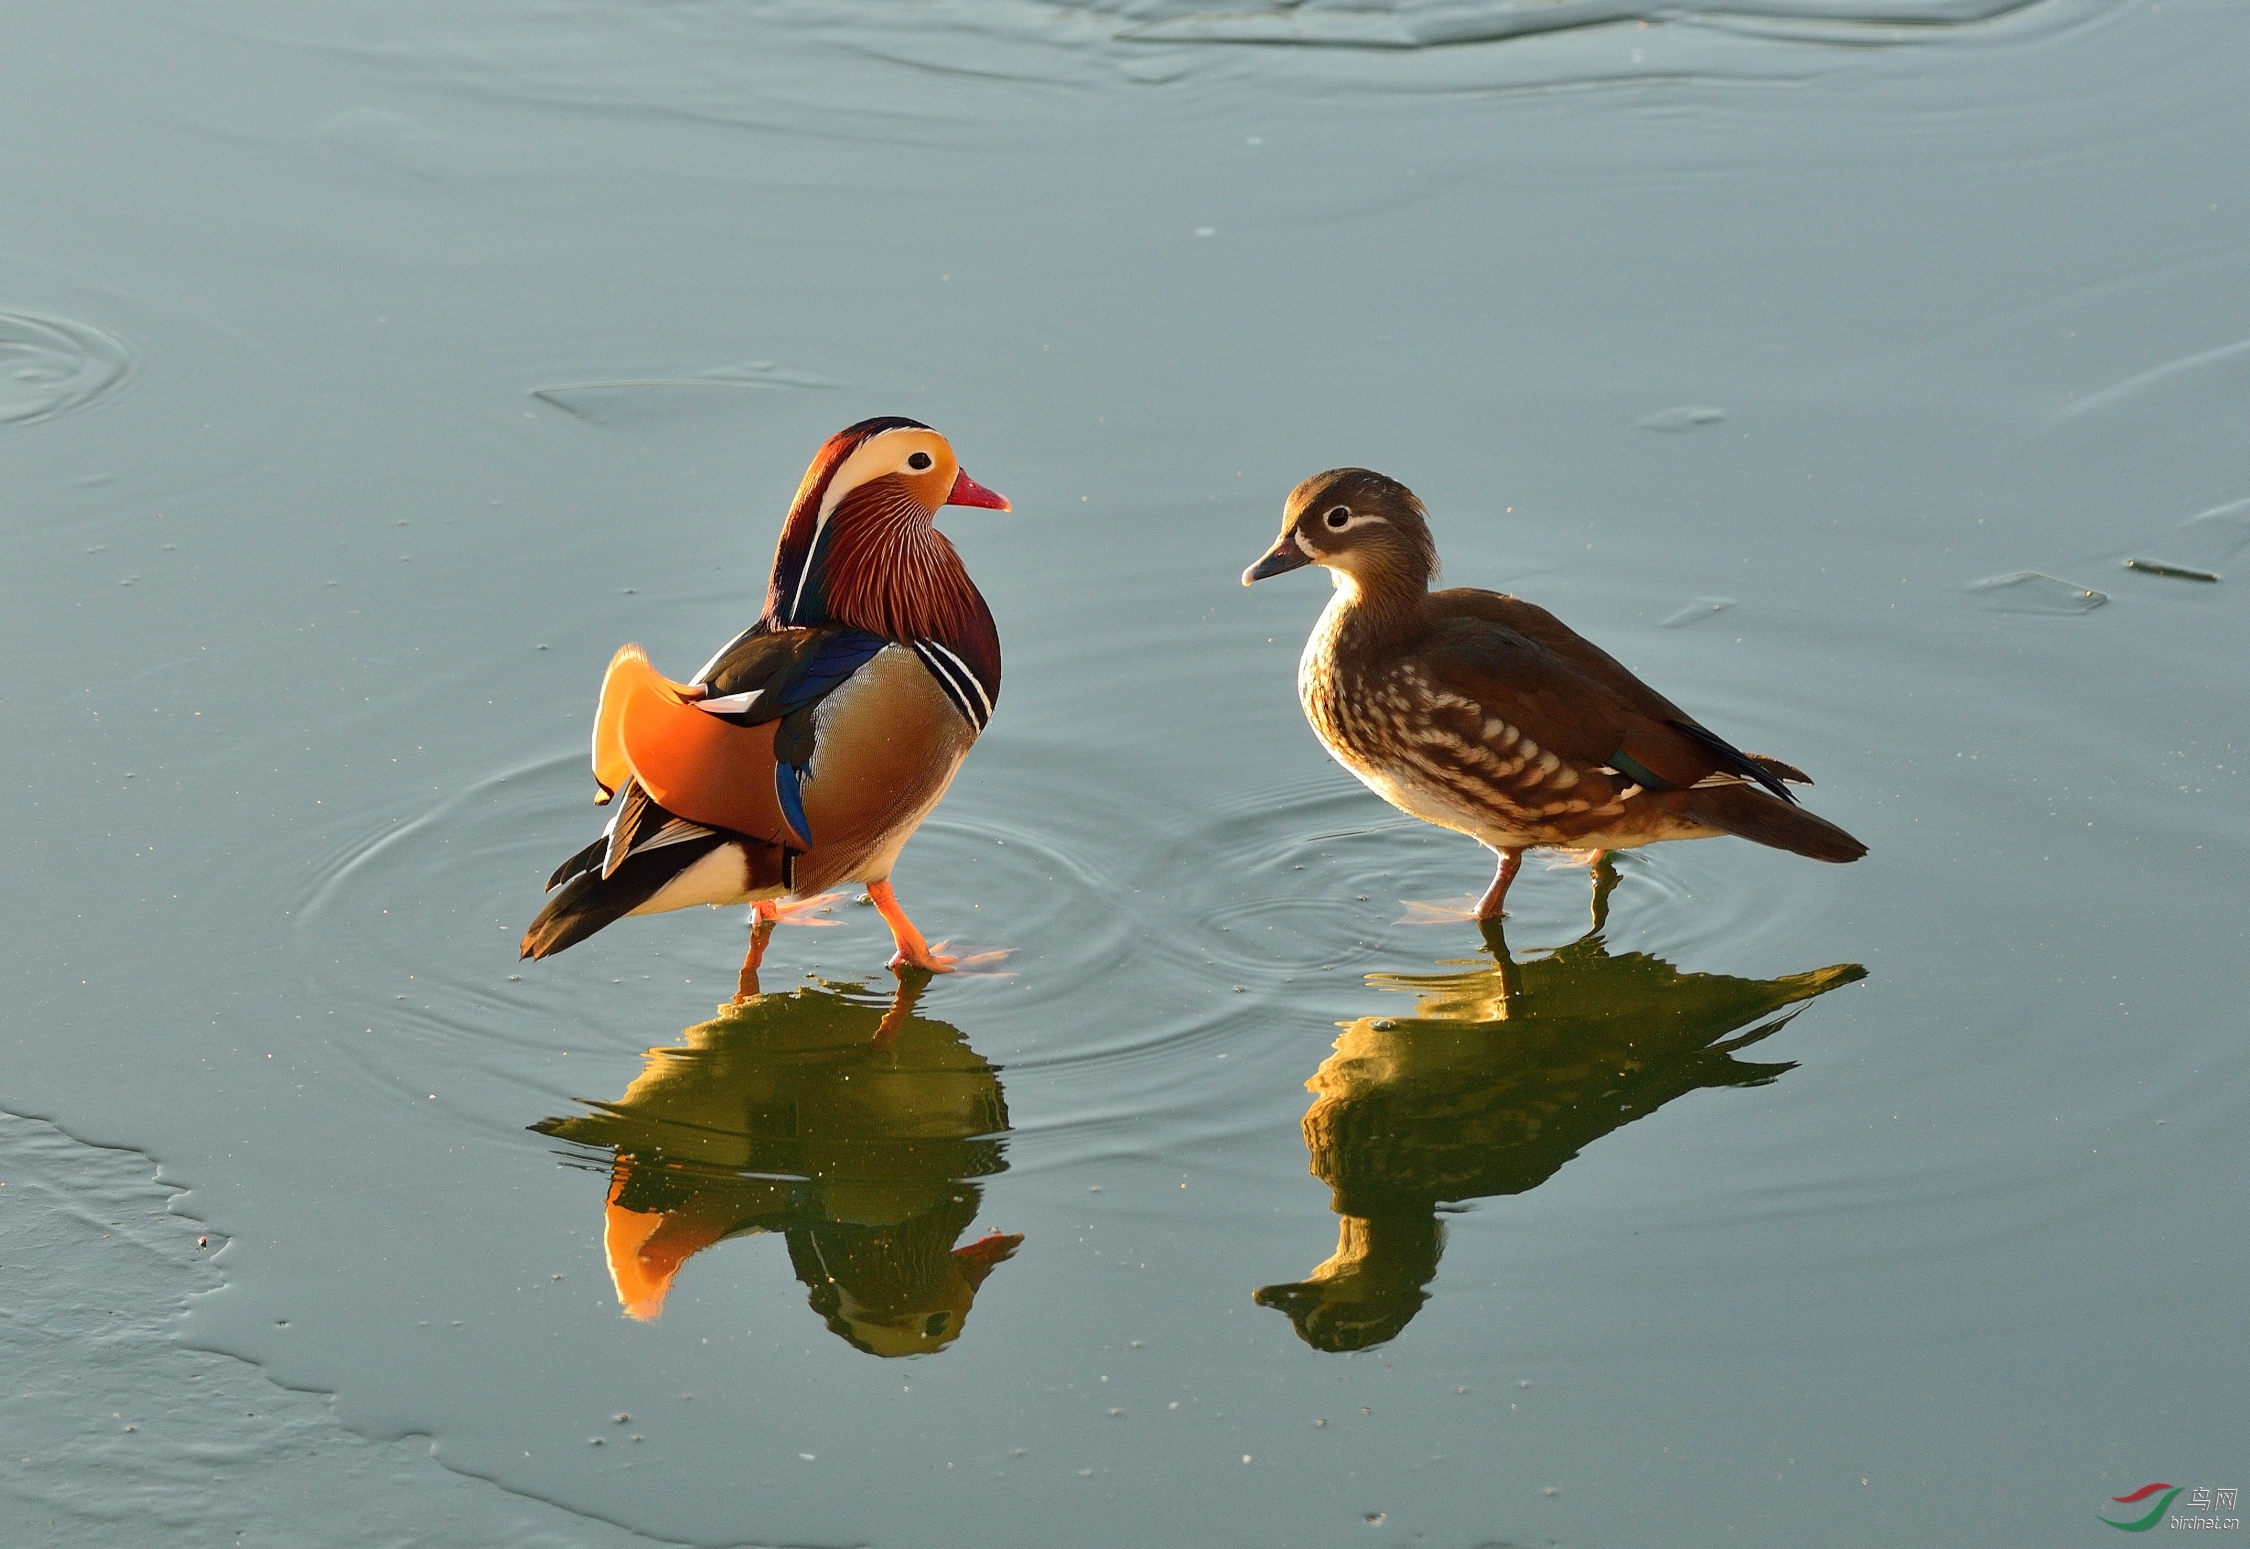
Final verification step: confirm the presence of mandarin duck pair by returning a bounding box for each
[523,423,1864,987]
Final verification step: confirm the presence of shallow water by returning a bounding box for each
[4,1,2247,1544]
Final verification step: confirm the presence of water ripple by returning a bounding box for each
[0,311,134,427]
[1106,0,2071,48]
[285,741,1139,1140]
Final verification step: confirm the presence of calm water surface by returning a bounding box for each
[4,1,2247,1544]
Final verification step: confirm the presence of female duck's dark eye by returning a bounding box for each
[907,451,934,472]
[1324,505,1351,529]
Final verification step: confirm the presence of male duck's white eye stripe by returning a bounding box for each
[694,690,763,716]
[795,431,915,620]
[912,639,991,731]
[787,515,828,622]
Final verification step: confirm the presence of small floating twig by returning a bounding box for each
[2123,557,2221,582]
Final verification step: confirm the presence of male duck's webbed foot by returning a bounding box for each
[765,892,846,928]
[867,882,1011,977]
[869,879,955,975]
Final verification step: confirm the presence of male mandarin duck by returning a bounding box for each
[1243,468,1866,918]
[521,417,1008,978]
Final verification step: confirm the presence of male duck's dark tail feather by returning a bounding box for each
[546,834,609,892]
[521,832,734,960]
[1676,782,1868,864]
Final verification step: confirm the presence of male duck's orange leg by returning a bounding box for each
[733,905,779,1003]
[867,879,955,974]
[732,894,847,1002]
[1475,848,1523,921]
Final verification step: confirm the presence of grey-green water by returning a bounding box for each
[5,1,2247,1544]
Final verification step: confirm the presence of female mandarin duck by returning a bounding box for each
[522,416,1008,979]
[1244,468,1866,918]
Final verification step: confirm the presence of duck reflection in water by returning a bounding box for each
[534,970,1019,1357]
[1256,867,1864,1352]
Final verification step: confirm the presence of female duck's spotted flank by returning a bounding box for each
[1244,467,1866,918]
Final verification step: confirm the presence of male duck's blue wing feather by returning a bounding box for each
[687,625,892,848]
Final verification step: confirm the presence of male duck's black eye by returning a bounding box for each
[906,451,934,472]
[1324,505,1351,529]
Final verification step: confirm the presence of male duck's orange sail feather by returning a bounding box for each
[593,643,805,847]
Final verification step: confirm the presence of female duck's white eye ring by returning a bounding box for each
[1324,505,1351,529]
[906,450,935,472]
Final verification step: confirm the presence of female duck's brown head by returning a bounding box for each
[1242,467,1440,596]
[764,416,1009,637]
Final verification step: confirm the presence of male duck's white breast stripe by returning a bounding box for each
[911,638,992,731]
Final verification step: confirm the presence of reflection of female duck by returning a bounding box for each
[534,978,1020,1356]
[1256,915,1864,1352]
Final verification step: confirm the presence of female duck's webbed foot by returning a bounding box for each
[1474,848,1523,921]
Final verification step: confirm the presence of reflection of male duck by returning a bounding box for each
[1256,910,1864,1352]
[534,977,1020,1356]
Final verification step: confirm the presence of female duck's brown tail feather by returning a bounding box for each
[1674,782,1867,864]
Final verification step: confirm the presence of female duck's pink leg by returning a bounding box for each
[1475,848,1523,921]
